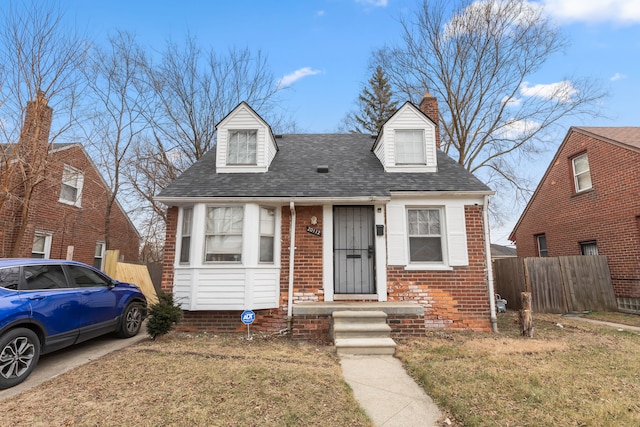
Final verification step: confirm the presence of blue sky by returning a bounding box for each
[18,0,640,242]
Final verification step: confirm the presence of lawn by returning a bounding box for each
[2,312,638,426]
[396,311,640,426]
[0,334,371,427]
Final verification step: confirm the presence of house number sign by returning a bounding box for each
[306,226,321,236]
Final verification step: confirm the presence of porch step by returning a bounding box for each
[332,310,396,355]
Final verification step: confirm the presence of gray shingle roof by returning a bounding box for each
[157,134,491,200]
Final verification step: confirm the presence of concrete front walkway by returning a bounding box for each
[339,354,442,427]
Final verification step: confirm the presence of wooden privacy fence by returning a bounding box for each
[494,256,617,313]
[104,250,158,305]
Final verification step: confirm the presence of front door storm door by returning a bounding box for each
[333,206,376,294]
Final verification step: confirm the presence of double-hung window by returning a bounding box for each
[32,233,52,259]
[407,208,443,262]
[227,130,257,165]
[396,130,425,165]
[180,208,193,263]
[572,153,592,192]
[205,207,244,262]
[536,234,548,257]
[94,242,105,269]
[259,207,276,263]
[59,165,84,207]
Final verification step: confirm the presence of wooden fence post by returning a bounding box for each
[519,292,534,338]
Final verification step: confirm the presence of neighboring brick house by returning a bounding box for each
[157,96,496,341]
[0,93,140,267]
[510,127,640,312]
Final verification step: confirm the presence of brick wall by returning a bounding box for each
[160,206,178,293]
[162,203,492,337]
[513,130,640,299]
[0,145,139,264]
[387,205,491,331]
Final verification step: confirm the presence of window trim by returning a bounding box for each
[93,242,105,270]
[59,164,85,207]
[571,153,592,193]
[227,130,258,165]
[395,129,426,166]
[32,232,52,259]
[259,206,276,263]
[536,234,548,257]
[204,206,244,263]
[179,207,193,264]
[406,207,444,264]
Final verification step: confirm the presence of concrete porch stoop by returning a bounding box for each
[333,310,397,355]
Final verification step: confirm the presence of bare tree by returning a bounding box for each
[0,2,87,255]
[373,0,605,205]
[83,31,148,251]
[125,37,286,249]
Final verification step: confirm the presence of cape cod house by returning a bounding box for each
[157,96,496,341]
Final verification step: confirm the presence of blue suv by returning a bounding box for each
[0,259,147,389]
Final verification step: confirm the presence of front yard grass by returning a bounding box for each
[0,334,371,427]
[396,311,640,426]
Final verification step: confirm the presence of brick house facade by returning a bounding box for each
[158,98,496,341]
[510,127,640,312]
[0,94,140,266]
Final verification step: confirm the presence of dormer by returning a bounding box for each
[215,102,278,173]
[372,96,440,173]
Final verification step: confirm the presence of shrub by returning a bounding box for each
[146,291,183,339]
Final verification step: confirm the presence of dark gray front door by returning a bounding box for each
[333,206,375,294]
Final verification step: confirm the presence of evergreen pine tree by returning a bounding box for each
[352,66,398,134]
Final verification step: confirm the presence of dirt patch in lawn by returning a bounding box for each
[0,333,372,427]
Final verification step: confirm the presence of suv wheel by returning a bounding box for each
[0,328,41,389]
[118,302,143,338]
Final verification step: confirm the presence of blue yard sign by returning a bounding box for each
[241,310,255,325]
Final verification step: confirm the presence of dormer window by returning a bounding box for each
[227,130,257,165]
[395,130,425,165]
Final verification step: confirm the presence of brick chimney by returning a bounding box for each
[19,90,53,160]
[419,94,440,149]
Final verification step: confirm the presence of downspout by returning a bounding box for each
[287,201,296,332]
[483,195,498,333]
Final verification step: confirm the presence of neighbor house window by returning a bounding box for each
[180,207,193,263]
[395,130,425,165]
[259,207,275,263]
[407,208,443,262]
[59,164,84,207]
[227,130,257,165]
[205,207,243,262]
[94,242,105,269]
[32,233,52,259]
[572,153,592,192]
[580,241,598,256]
[536,234,548,257]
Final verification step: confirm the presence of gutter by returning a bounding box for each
[287,201,296,331]
[483,195,498,333]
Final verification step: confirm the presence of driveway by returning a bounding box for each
[0,329,149,401]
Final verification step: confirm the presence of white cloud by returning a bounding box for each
[520,80,577,103]
[540,0,640,24]
[501,95,522,107]
[498,118,541,139]
[276,67,322,89]
[316,10,325,17]
[610,72,627,81]
[355,0,389,7]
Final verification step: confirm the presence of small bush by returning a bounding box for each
[146,291,183,339]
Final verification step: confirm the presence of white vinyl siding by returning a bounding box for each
[173,202,281,310]
[373,103,437,172]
